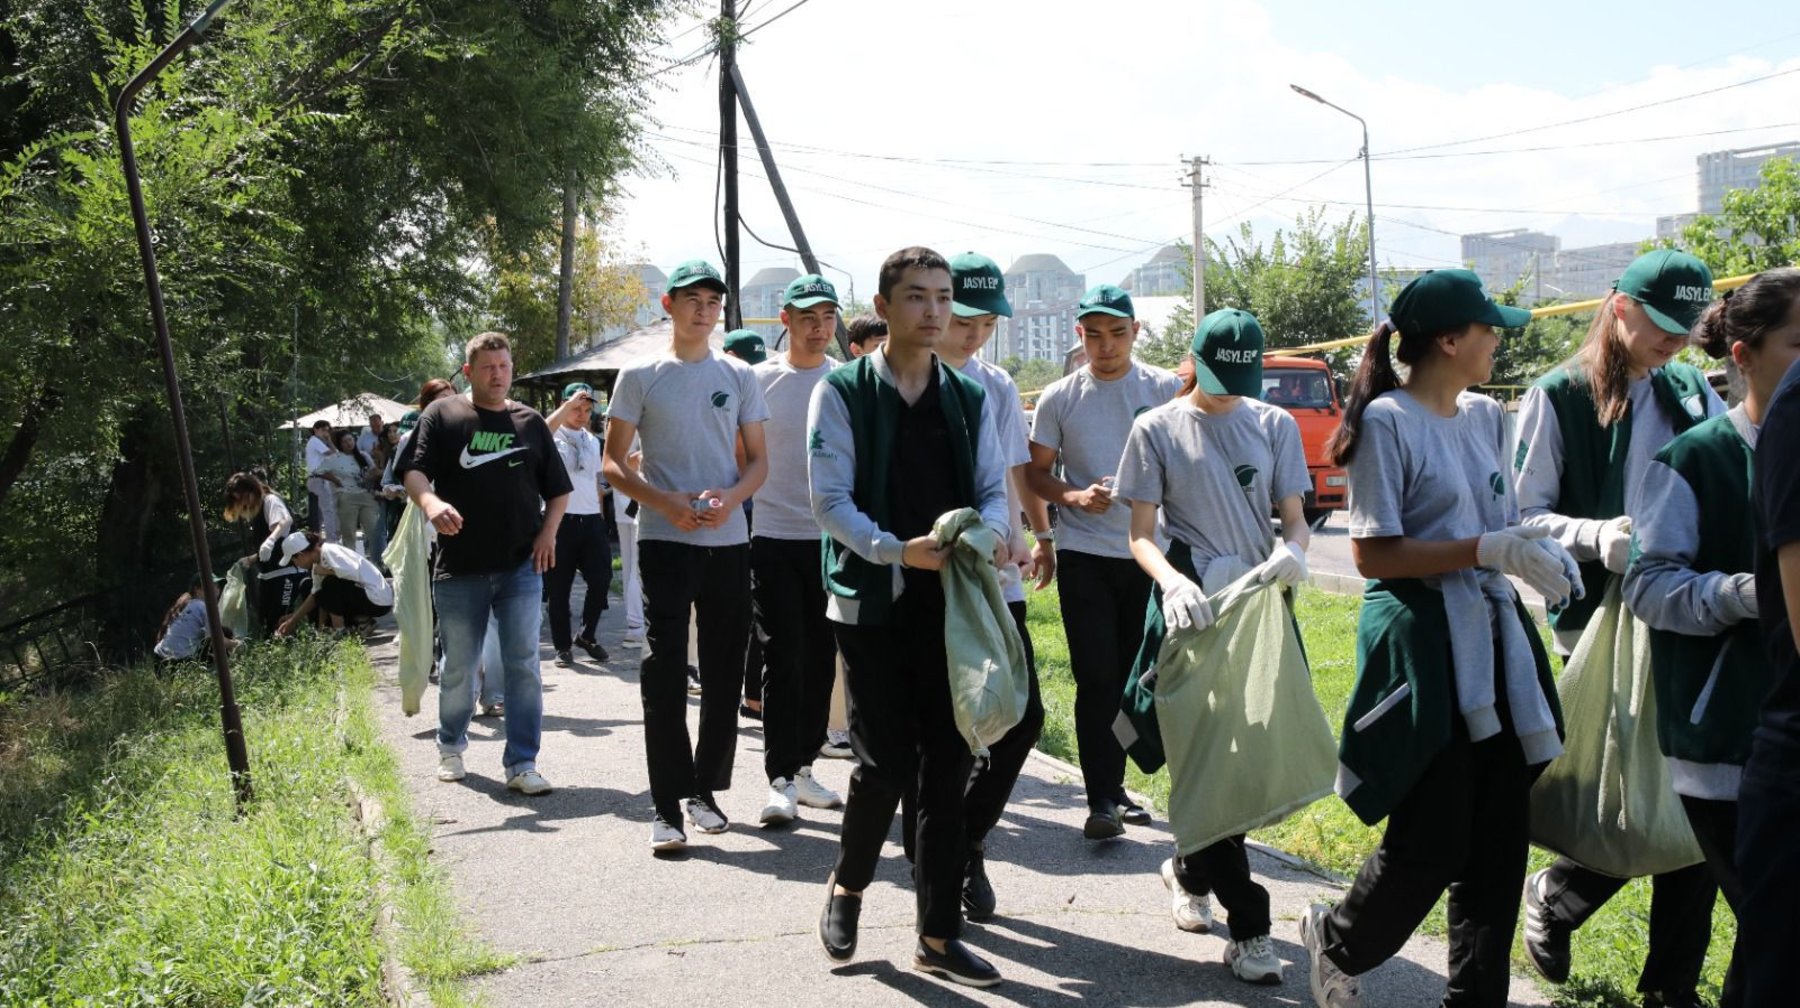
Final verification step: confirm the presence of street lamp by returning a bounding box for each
[1291,84,1381,324]
[115,0,253,808]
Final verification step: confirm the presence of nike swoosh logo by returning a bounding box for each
[459,445,528,469]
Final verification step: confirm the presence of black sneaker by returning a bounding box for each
[962,850,997,921]
[1118,798,1152,826]
[912,939,1001,988]
[554,650,573,667]
[575,635,608,663]
[738,702,762,722]
[1083,809,1124,840]
[1522,868,1571,984]
[819,887,861,963]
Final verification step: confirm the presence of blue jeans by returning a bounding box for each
[433,560,544,776]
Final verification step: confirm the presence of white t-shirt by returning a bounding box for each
[959,357,1032,603]
[553,425,604,515]
[305,434,334,475]
[317,542,395,606]
[752,357,835,540]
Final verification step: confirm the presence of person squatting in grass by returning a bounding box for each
[396,331,571,797]
[602,259,770,851]
[271,530,394,635]
[810,246,1012,989]
[1623,267,1800,1008]
[1299,270,1584,1008]
[1118,308,1313,987]
[1024,284,1182,840]
[1512,250,1724,1008]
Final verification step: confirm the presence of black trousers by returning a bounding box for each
[1319,728,1538,1008]
[1056,549,1155,814]
[315,575,391,621]
[750,537,835,781]
[1175,835,1271,940]
[742,628,764,703]
[833,574,974,939]
[1734,746,1800,1008]
[1536,854,1716,996]
[546,512,611,651]
[637,539,750,826]
[1680,795,1741,1008]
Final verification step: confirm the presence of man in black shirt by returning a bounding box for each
[397,332,572,795]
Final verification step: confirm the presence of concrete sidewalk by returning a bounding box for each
[364,587,1549,1008]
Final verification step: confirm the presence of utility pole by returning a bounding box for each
[1187,155,1210,317]
[555,165,578,360]
[718,0,742,329]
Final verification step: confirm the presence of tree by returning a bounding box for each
[1668,156,1800,275]
[1013,359,1063,393]
[485,212,649,372]
[1489,281,1585,387]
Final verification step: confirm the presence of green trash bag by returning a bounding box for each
[383,501,434,717]
[218,557,252,641]
[932,507,1030,758]
[1528,580,1702,877]
[1156,569,1336,856]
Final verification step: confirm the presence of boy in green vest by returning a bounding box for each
[808,247,1012,988]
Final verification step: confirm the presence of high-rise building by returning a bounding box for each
[630,263,668,329]
[1698,142,1800,214]
[1460,229,1560,300]
[740,266,800,343]
[1547,242,1643,301]
[987,253,1086,364]
[1657,213,1698,243]
[1122,245,1190,297]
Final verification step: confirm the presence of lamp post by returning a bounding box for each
[1292,84,1381,324]
[115,0,253,808]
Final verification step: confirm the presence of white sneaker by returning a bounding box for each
[507,769,552,795]
[437,754,466,782]
[819,730,854,760]
[1160,858,1213,933]
[760,778,798,824]
[794,766,844,809]
[686,797,729,834]
[623,631,647,649]
[1301,903,1363,1008]
[1224,934,1283,985]
[649,817,686,851]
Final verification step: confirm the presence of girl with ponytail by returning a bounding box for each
[1512,250,1724,1005]
[1300,270,1583,1008]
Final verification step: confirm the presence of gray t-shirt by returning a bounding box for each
[609,350,770,546]
[1348,390,1518,542]
[752,357,835,540]
[960,356,1032,603]
[1116,397,1311,570]
[1030,362,1182,558]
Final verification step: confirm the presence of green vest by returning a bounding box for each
[818,356,985,625]
[1526,362,1711,636]
[1645,415,1772,771]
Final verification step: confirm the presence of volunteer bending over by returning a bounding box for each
[1118,308,1311,987]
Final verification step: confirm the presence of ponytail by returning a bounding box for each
[1691,268,1800,361]
[1325,320,1403,466]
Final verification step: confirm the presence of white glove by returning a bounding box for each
[1161,576,1215,634]
[258,542,273,563]
[1533,535,1585,608]
[1478,526,1573,607]
[1718,572,1759,623]
[1258,541,1309,588]
[1598,516,1633,575]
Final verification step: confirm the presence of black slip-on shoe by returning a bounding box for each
[1083,810,1124,840]
[575,635,608,663]
[913,939,1001,988]
[818,889,861,963]
[1118,800,1153,826]
[962,852,996,921]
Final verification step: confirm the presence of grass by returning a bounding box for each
[0,635,505,1007]
[1025,582,1734,1008]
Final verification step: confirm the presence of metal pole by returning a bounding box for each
[1360,121,1379,323]
[114,0,252,809]
[731,64,851,359]
[1188,155,1208,318]
[718,0,742,330]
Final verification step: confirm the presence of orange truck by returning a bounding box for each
[1257,355,1346,525]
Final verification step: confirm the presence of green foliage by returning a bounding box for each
[1491,281,1586,387]
[995,355,1064,392]
[1667,156,1800,275]
[485,211,649,372]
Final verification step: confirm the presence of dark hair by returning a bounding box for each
[334,430,372,470]
[292,530,324,560]
[223,471,270,520]
[159,573,208,643]
[846,313,888,347]
[1693,268,1800,360]
[417,377,454,407]
[311,419,331,432]
[1325,318,1461,465]
[876,247,950,301]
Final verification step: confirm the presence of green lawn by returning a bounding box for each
[1025,582,1734,1008]
[0,636,505,1007]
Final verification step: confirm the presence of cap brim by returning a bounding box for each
[952,296,1013,318]
[785,295,839,309]
[1191,357,1262,398]
[1078,306,1132,319]
[1639,300,1697,335]
[670,277,728,293]
[1478,302,1533,330]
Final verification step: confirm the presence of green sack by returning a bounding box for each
[1116,595,1170,774]
[382,501,433,717]
[1528,580,1702,877]
[933,508,1030,758]
[1156,569,1337,856]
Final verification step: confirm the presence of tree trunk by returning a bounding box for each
[0,383,59,511]
[94,416,174,659]
[555,165,578,361]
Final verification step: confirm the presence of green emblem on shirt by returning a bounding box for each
[1514,437,1528,472]
[1133,405,1154,418]
[710,390,731,408]
[1234,464,1258,489]
[808,427,824,452]
[1489,471,1506,498]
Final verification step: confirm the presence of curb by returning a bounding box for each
[348,780,433,1008]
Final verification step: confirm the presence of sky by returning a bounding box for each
[610,0,1800,303]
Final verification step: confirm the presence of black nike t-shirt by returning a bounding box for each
[395,395,573,578]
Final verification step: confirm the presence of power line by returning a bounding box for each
[1222,120,1800,166]
[737,0,817,40]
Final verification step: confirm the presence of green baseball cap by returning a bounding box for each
[948,252,1013,318]
[1614,249,1714,335]
[398,409,422,433]
[782,274,839,309]
[1189,309,1266,397]
[1389,269,1531,336]
[723,329,767,363]
[667,259,728,294]
[562,381,594,401]
[1077,284,1134,319]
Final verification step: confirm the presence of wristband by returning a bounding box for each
[1033,527,1056,542]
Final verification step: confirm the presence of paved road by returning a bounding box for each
[1306,509,1549,614]
[365,582,1550,1007]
